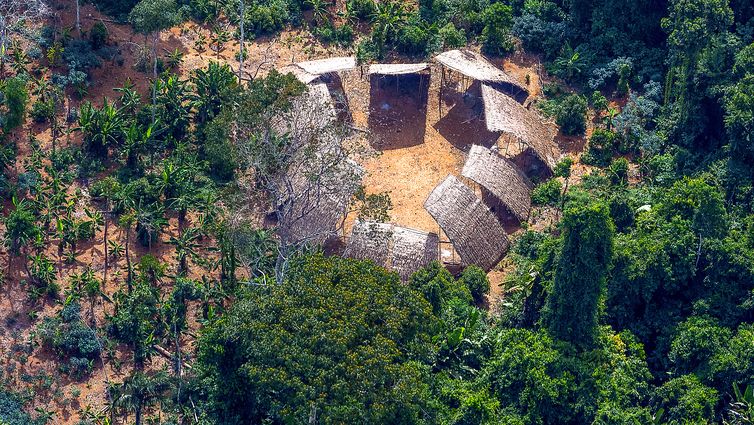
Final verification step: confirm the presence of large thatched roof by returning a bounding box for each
[272,85,361,246]
[434,50,526,92]
[368,63,429,75]
[461,145,532,222]
[344,221,439,280]
[296,57,356,75]
[481,83,560,170]
[424,175,509,271]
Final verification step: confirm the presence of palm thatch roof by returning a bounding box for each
[391,226,439,280]
[296,57,356,75]
[368,63,429,75]
[481,82,560,170]
[273,86,362,246]
[344,221,439,280]
[279,64,320,84]
[462,145,533,222]
[424,175,510,271]
[343,221,393,265]
[434,49,526,92]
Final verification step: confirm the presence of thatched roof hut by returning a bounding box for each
[424,175,510,271]
[296,57,356,75]
[391,226,439,280]
[461,145,532,222]
[368,63,429,75]
[480,83,560,170]
[343,221,392,265]
[344,221,439,280]
[434,50,526,93]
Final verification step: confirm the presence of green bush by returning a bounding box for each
[608,157,629,185]
[481,3,514,55]
[89,21,109,48]
[348,0,376,21]
[37,301,101,378]
[583,128,616,166]
[556,94,587,136]
[30,98,54,123]
[0,77,28,132]
[439,22,466,49]
[459,265,490,302]
[531,179,562,206]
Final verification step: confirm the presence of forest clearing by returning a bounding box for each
[1,0,753,424]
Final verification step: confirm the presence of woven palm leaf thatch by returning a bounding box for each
[461,145,532,222]
[269,86,362,246]
[391,226,439,280]
[296,56,356,75]
[481,82,560,170]
[434,49,526,92]
[279,64,320,84]
[424,175,510,271]
[368,63,429,75]
[344,221,439,280]
[344,221,393,266]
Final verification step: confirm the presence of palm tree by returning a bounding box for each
[306,0,332,26]
[192,61,237,127]
[168,227,201,275]
[3,198,39,275]
[554,43,586,80]
[110,371,169,425]
[371,0,407,57]
[77,100,126,158]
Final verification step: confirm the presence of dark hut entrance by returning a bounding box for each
[368,71,429,150]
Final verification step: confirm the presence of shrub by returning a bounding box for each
[439,23,466,49]
[583,128,616,167]
[348,0,376,21]
[397,23,430,56]
[459,265,490,302]
[608,157,629,185]
[37,301,101,378]
[481,3,514,55]
[512,13,567,59]
[31,98,54,123]
[0,77,28,132]
[63,39,103,73]
[531,179,562,206]
[89,22,109,49]
[556,94,587,136]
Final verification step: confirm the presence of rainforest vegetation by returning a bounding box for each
[2,0,754,423]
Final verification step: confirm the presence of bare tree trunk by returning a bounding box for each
[76,0,81,36]
[238,0,245,80]
[126,227,133,294]
[151,31,158,124]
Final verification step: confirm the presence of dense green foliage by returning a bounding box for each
[4,0,754,422]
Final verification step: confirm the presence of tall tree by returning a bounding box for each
[543,201,614,349]
[128,0,180,122]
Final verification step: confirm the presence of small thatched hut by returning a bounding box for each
[343,221,393,265]
[391,226,439,280]
[424,175,510,271]
[480,83,560,170]
[461,145,533,222]
[344,221,439,280]
[434,49,527,94]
